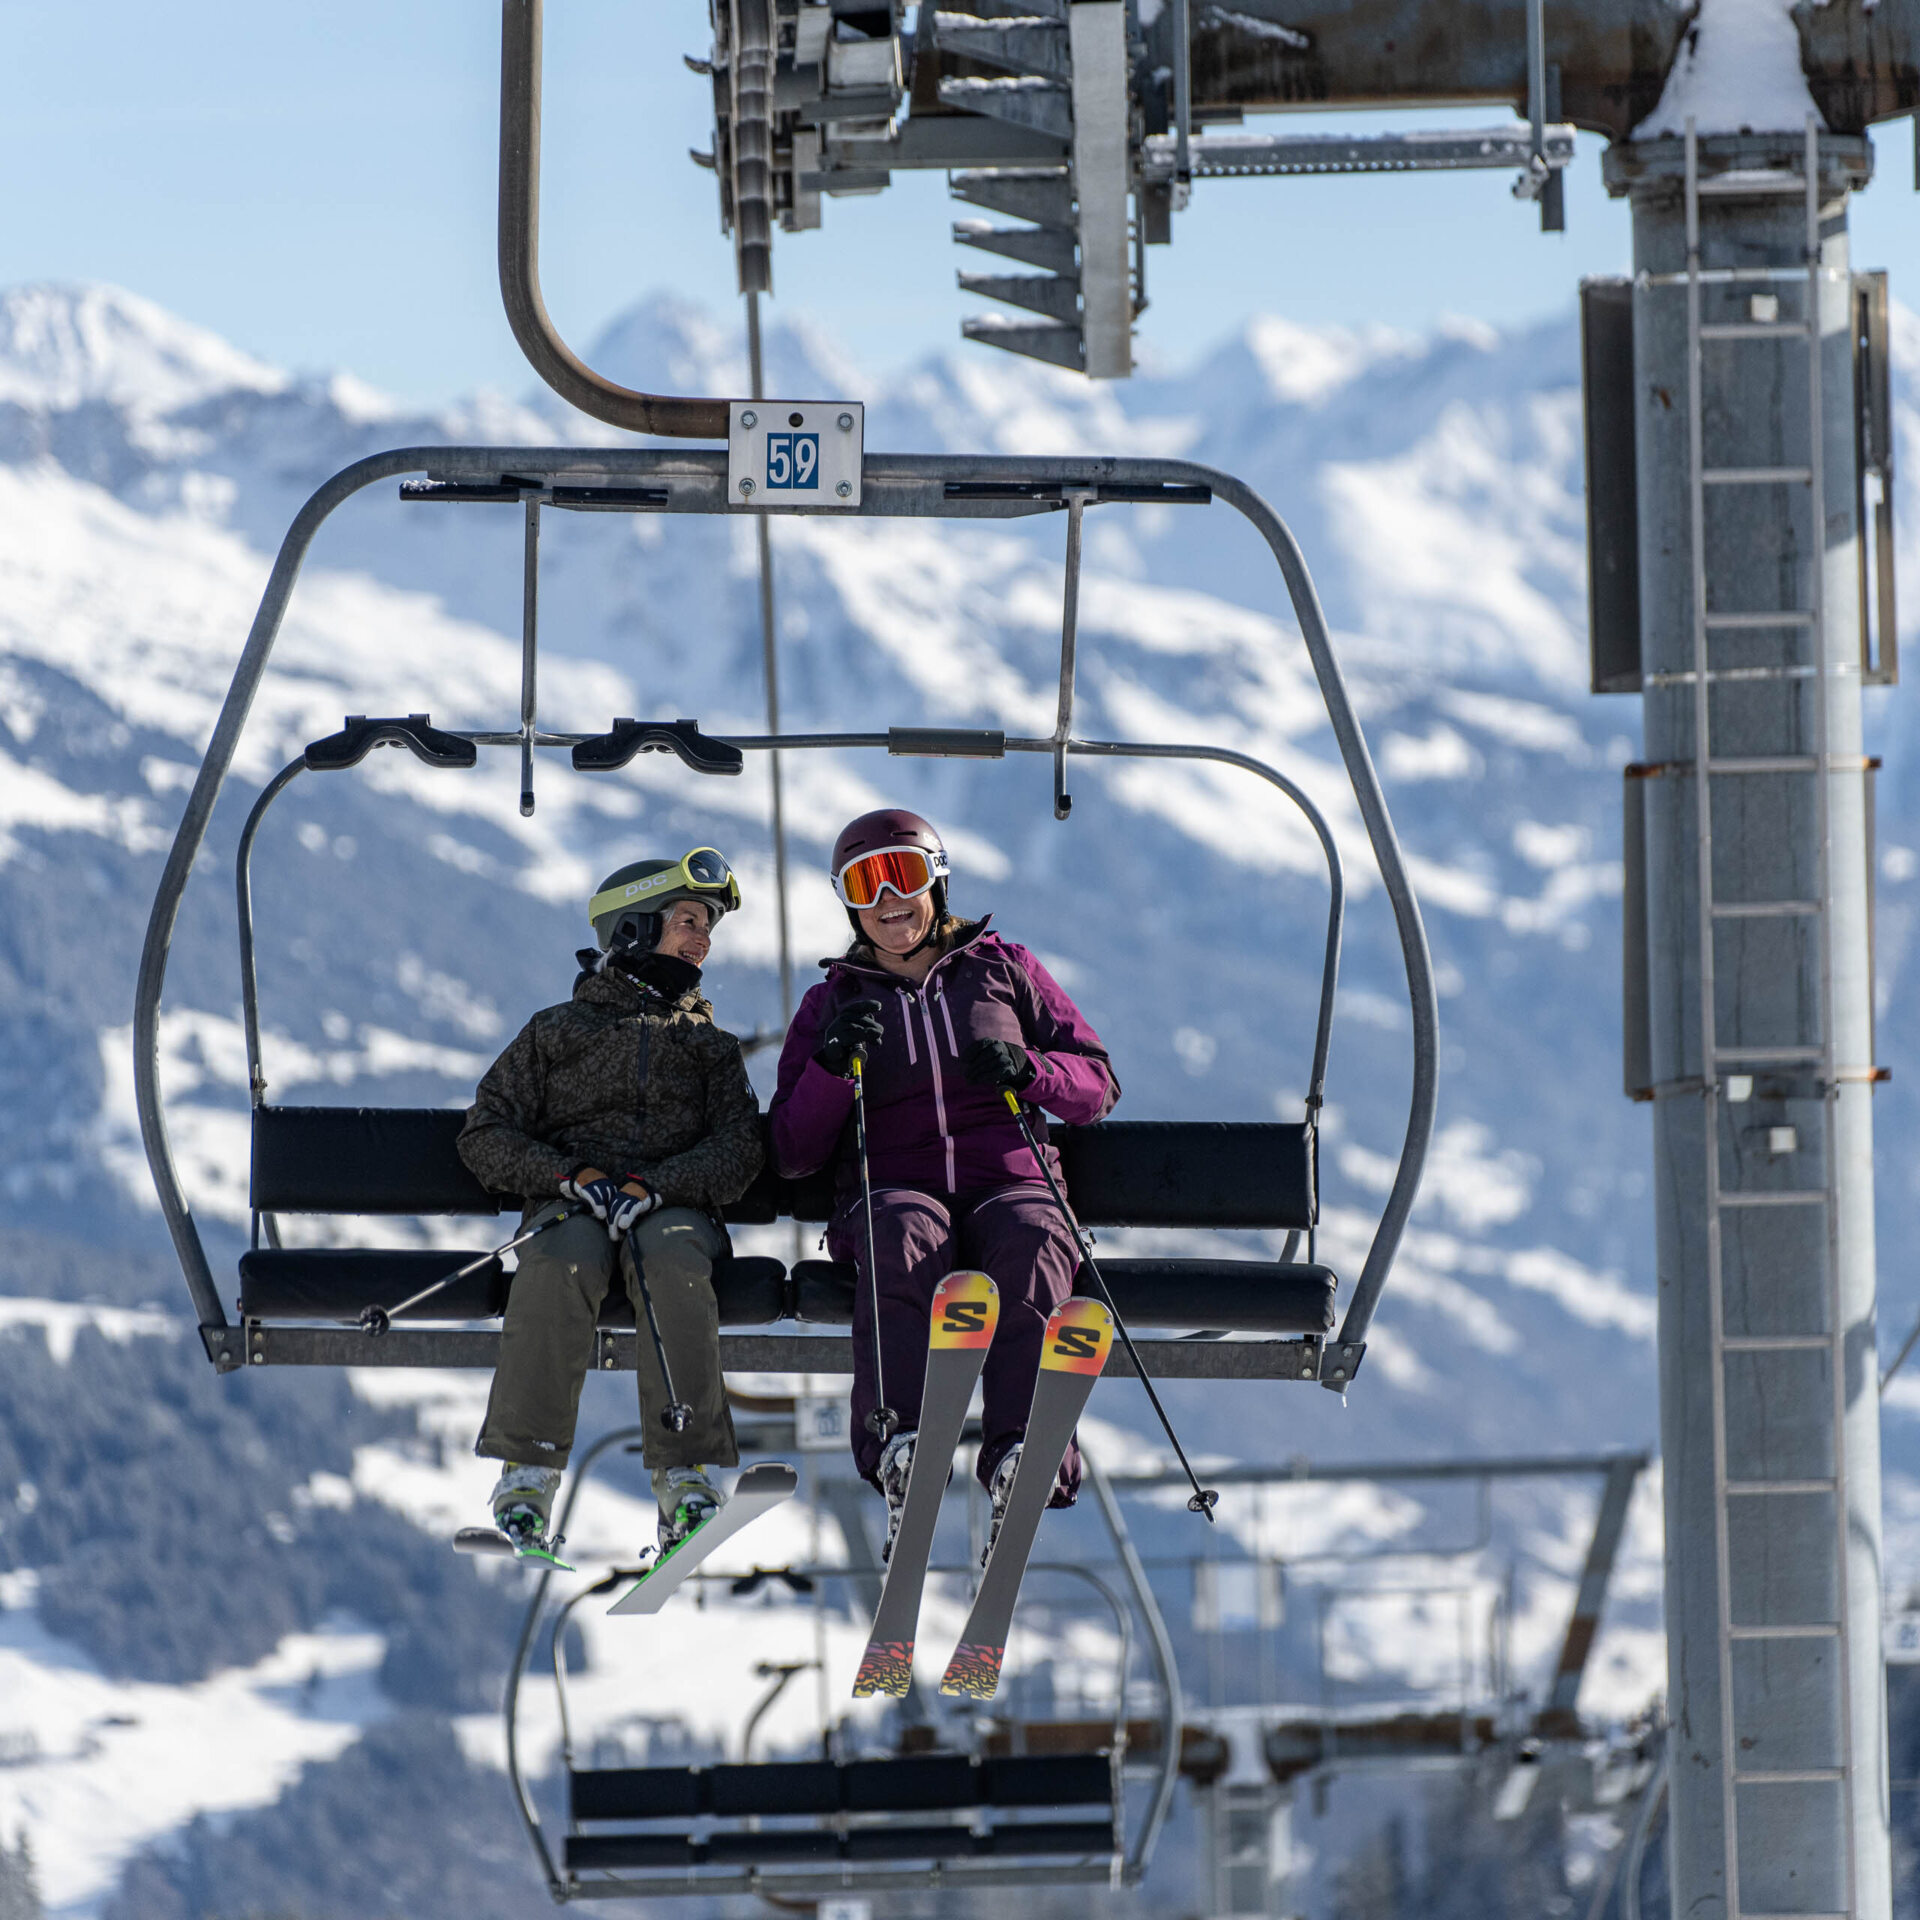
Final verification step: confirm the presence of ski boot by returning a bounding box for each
[490,1463,568,1565]
[982,1441,1023,1565]
[655,1465,724,1554]
[877,1429,917,1564]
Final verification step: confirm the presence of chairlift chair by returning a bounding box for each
[136,443,1435,1390]
[136,0,1435,1397]
[493,1426,1185,1901]
[127,12,1440,1906]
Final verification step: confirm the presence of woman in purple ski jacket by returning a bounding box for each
[770,808,1119,1541]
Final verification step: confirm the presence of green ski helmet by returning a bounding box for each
[589,847,741,953]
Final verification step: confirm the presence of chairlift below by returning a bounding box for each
[489,1425,1183,1902]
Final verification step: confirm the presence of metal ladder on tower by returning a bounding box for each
[1678,114,1858,1920]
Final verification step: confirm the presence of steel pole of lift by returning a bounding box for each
[1606,129,1889,1916]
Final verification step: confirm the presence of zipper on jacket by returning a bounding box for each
[896,987,918,1066]
[919,997,956,1193]
[936,982,959,1058]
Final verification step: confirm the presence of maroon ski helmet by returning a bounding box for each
[831,808,947,877]
[830,808,950,928]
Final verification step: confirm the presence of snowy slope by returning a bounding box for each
[0,278,1915,1911]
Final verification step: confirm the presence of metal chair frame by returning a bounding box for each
[136,447,1438,1389]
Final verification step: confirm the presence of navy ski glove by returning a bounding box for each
[962,1036,1036,1092]
[606,1183,659,1239]
[815,998,885,1078]
[560,1168,625,1224]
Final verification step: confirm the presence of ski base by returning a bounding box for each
[608,1462,798,1616]
[851,1272,1000,1699]
[938,1297,1114,1700]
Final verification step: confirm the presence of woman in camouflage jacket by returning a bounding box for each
[459,850,764,1551]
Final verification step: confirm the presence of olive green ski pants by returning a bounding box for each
[475,1202,738,1473]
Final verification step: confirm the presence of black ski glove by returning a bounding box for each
[560,1169,625,1224]
[815,998,885,1078]
[962,1036,1037,1092]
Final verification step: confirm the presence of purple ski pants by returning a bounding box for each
[830,1183,1083,1501]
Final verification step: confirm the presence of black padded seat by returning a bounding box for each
[252,1106,501,1215]
[565,1823,1117,1872]
[238,1249,788,1326]
[250,1109,1315,1232]
[570,1753,1110,1822]
[566,1754,1116,1874]
[1057,1121,1314,1230]
[790,1258,1335,1335]
[245,1106,1327,1340]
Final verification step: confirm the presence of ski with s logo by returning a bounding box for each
[939,1297,1114,1700]
[851,1271,999,1697]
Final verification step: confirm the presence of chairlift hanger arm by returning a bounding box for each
[499,0,727,439]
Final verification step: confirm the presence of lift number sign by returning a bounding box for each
[728,399,863,509]
[767,433,817,490]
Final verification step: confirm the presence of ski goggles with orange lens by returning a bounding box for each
[833,844,951,909]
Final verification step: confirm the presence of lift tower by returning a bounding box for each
[687,4,1920,1915]
[1605,119,1893,1919]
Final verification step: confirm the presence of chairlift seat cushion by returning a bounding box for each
[238,1249,787,1327]
[563,1822,1118,1872]
[569,1752,1112,1824]
[566,1751,1119,1874]
[789,1258,1336,1335]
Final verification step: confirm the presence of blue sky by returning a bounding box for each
[5,1,1918,404]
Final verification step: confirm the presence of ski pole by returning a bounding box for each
[850,1049,898,1442]
[627,1230,694,1435]
[1002,1090,1218,1521]
[358,1204,578,1336]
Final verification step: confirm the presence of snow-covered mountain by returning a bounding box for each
[1,279,1917,1915]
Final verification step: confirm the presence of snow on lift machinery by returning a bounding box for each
[129,3,1436,1894]
[490,1420,1190,1900]
[135,0,1436,1399]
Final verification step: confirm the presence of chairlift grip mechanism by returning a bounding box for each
[500,0,727,439]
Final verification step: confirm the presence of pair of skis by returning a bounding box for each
[852,1272,1114,1703]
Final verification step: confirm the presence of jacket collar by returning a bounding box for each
[823,916,994,987]
[572,959,712,1022]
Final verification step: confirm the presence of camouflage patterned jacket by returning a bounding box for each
[457,965,763,1214]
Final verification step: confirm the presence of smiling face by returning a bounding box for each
[653,898,717,966]
[857,887,936,956]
